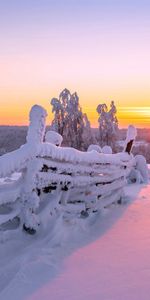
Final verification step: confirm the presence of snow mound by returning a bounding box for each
[135,155,149,183]
[45,131,63,146]
[87,144,102,153]
[128,155,148,184]
[102,145,112,154]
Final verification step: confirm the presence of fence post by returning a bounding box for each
[26,104,47,145]
[124,125,137,154]
[21,105,47,234]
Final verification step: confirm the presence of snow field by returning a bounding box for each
[0,182,150,300]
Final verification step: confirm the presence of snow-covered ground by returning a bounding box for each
[0,176,150,299]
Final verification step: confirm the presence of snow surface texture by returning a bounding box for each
[0,178,150,300]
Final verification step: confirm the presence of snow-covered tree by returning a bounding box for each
[82,113,96,149]
[97,101,118,148]
[50,89,94,149]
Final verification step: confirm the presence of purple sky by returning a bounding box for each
[0,0,150,126]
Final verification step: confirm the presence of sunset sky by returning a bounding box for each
[0,0,150,127]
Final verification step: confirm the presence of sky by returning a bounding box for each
[0,0,150,128]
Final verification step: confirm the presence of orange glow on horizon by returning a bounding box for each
[83,106,150,128]
[1,103,150,129]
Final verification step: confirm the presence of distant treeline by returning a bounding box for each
[0,126,150,161]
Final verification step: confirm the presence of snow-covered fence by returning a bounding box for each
[0,105,135,235]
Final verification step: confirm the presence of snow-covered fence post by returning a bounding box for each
[26,104,47,145]
[124,125,137,154]
[21,105,47,234]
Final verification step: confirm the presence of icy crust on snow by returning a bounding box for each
[38,143,132,166]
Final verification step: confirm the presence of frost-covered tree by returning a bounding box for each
[97,101,118,147]
[50,89,70,136]
[82,113,96,149]
[50,89,94,149]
